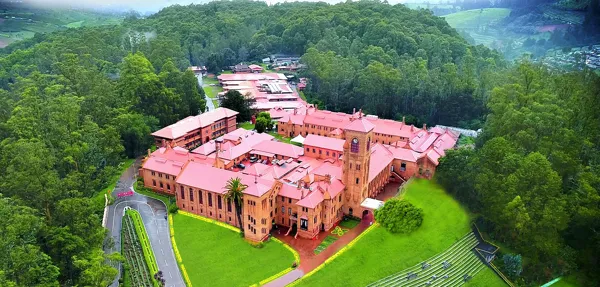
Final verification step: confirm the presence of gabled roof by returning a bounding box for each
[151,108,239,139]
[303,134,345,152]
[252,140,304,159]
[345,118,375,133]
[296,189,324,209]
[368,144,394,182]
[176,162,273,197]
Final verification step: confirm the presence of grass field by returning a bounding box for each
[314,235,339,255]
[443,8,511,29]
[338,217,360,229]
[463,268,507,287]
[172,214,295,286]
[239,122,255,130]
[296,180,473,286]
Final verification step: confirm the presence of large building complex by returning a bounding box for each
[151,107,239,149]
[140,106,458,242]
[217,73,306,112]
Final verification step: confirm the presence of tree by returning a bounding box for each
[223,177,247,234]
[220,90,254,122]
[374,199,423,234]
[503,254,523,279]
[255,117,269,133]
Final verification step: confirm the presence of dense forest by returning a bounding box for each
[436,63,600,286]
[0,1,598,286]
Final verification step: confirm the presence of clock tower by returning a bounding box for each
[342,116,375,216]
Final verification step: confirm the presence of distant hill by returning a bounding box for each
[0,7,123,48]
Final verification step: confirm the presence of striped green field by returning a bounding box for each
[443,8,511,29]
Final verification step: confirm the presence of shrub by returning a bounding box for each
[374,199,423,234]
[503,253,523,279]
[168,204,179,214]
[255,117,269,133]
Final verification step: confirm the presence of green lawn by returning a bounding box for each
[314,236,339,255]
[338,217,360,229]
[203,77,220,85]
[239,122,255,130]
[203,85,222,99]
[463,267,507,287]
[299,91,307,101]
[296,180,472,286]
[443,8,511,29]
[172,214,296,287]
[66,20,84,28]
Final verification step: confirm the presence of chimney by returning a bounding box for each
[147,149,151,157]
[353,108,356,115]
[423,123,427,130]
[294,109,297,115]
[255,175,258,184]
[359,109,363,118]
[402,116,405,124]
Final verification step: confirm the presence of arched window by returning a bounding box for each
[351,138,359,153]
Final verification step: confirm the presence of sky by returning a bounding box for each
[6,0,439,14]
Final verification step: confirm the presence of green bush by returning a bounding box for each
[374,199,423,234]
[168,205,179,214]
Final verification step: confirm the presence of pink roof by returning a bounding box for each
[309,179,344,198]
[429,126,446,134]
[268,107,291,119]
[366,117,416,138]
[253,101,305,111]
[278,114,306,125]
[242,163,271,177]
[142,157,186,176]
[385,145,419,162]
[152,108,238,139]
[218,73,287,81]
[279,183,303,200]
[311,161,343,179]
[345,117,375,133]
[425,149,442,165]
[261,161,300,180]
[296,189,324,209]
[252,141,304,159]
[368,144,394,182]
[304,110,354,129]
[303,134,345,152]
[176,162,273,197]
[191,129,274,158]
[248,64,263,71]
[409,131,439,152]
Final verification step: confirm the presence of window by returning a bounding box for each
[288,198,291,204]
[419,168,423,175]
[227,199,232,212]
[167,184,171,190]
[288,208,292,215]
[281,207,285,214]
[208,193,213,207]
[218,195,222,209]
[333,153,336,158]
[312,148,316,153]
[339,195,342,202]
[262,228,266,234]
[180,188,185,199]
[199,190,203,204]
[314,216,317,224]
[159,173,163,178]
[300,218,308,230]
[356,178,359,184]
[151,171,156,176]
[165,175,169,180]
[356,164,360,171]
[319,149,322,154]
[189,189,194,202]
[401,162,407,171]
[326,151,329,156]
[351,138,359,153]
[152,180,156,186]
[159,182,163,188]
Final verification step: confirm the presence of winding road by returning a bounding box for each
[105,160,185,287]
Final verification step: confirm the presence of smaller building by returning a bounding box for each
[188,66,207,76]
[248,64,263,73]
[151,107,239,149]
[232,63,251,73]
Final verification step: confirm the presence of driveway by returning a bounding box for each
[198,74,216,111]
[105,161,185,287]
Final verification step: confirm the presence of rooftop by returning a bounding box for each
[152,108,239,139]
[303,134,345,152]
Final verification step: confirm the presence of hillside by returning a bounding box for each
[0,7,123,47]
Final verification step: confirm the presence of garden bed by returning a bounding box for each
[121,211,154,287]
[313,236,339,255]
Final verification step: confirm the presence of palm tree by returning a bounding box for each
[223,177,247,233]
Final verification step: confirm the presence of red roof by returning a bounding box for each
[248,64,263,71]
[217,73,287,81]
[368,144,394,182]
[152,108,238,139]
[176,162,273,197]
[252,140,304,159]
[296,189,324,209]
[303,134,345,152]
[345,117,376,133]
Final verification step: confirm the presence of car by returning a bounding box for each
[237,163,246,169]
[250,157,258,163]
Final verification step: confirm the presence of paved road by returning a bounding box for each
[105,161,185,287]
[198,75,216,111]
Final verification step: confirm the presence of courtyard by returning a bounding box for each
[171,213,296,287]
[294,180,506,286]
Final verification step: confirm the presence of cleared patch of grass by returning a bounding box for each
[172,214,295,287]
[203,85,222,99]
[443,8,511,29]
[338,217,360,229]
[314,236,339,255]
[212,99,219,107]
[239,122,255,130]
[463,267,507,287]
[296,180,472,286]
[66,20,84,28]
[269,131,291,144]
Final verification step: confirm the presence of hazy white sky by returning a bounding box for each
[18,0,432,13]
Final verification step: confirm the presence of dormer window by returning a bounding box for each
[351,138,359,153]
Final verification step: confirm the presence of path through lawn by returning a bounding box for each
[296,180,472,286]
[172,214,296,287]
